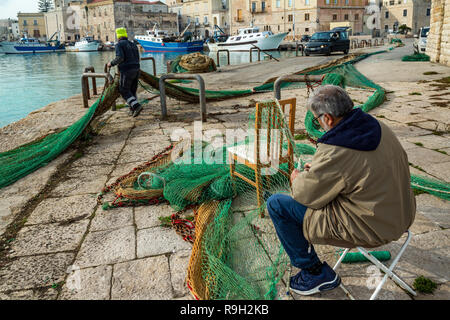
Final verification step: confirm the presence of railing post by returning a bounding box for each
[141,56,157,76]
[274,74,325,100]
[159,73,207,122]
[81,72,112,109]
[216,49,230,67]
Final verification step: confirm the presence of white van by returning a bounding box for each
[413,27,430,54]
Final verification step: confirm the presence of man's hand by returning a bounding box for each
[291,169,300,184]
[304,163,312,172]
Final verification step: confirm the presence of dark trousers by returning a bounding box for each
[119,69,140,109]
[267,193,321,269]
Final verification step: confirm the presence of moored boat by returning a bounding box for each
[208,27,288,52]
[135,24,203,53]
[66,36,100,52]
[1,33,65,54]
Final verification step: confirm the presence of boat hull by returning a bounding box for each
[1,42,65,54]
[136,39,204,52]
[208,32,288,52]
[66,41,100,52]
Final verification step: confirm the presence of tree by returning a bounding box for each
[38,0,54,13]
[398,24,412,35]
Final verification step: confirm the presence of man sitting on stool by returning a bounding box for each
[108,27,143,117]
[267,85,416,296]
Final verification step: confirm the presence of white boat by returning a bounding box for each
[208,27,288,52]
[66,36,100,52]
[1,35,65,54]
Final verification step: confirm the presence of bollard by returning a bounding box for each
[159,74,207,122]
[216,49,230,67]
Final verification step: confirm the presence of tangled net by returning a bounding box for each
[171,52,217,73]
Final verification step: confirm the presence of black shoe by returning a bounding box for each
[132,104,143,118]
[128,107,134,116]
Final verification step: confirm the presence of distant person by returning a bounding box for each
[107,27,143,117]
[267,85,416,296]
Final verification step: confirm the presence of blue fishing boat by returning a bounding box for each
[135,24,203,53]
[1,32,65,54]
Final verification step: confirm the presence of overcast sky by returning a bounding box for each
[0,0,39,19]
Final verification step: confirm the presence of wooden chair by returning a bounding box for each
[228,98,296,217]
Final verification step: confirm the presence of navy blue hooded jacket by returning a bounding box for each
[111,38,140,72]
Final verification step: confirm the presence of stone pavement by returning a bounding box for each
[0,40,449,300]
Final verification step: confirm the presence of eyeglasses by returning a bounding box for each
[312,114,324,130]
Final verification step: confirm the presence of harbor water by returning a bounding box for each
[0,49,291,129]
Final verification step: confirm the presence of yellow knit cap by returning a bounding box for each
[116,28,128,39]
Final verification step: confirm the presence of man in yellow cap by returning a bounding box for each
[107,27,143,117]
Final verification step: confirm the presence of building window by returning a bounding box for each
[389,0,394,5]
[345,0,349,4]
[333,14,337,21]
[403,9,407,16]
[305,0,310,4]
[385,11,389,18]
[288,0,292,7]
[262,1,266,12]
[305,13,310,21]
[288,14,293,22]
[204,16,208,24]
[385,25,388,31]
[326,0,330,4]
[355,13,359,20]
[34,20,38,25]
[252,1,256,12]
[426,8,430,16]
[276,0,281,8]
[344,14,349,20]
[305,27,309,32]
[334,0,337,4]
[23,20,27,26]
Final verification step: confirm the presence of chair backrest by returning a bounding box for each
[254,98,296,170]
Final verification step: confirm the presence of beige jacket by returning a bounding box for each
[292,121,416,248]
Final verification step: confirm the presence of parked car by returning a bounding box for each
[413,26,429,54]
[300,35,311,43]
[304,30,350,56]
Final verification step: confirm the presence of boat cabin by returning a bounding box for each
[228,27,273,42]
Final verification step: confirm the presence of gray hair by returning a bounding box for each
[306,85,354,117]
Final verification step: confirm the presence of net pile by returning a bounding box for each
[402,53,431,62]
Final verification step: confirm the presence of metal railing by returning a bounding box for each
[295,42,305,57]
[216,49,230,67]
[159,73,207,122]
[82,65,114,109]
[249,47,261,63]
[274,74,325,100]
[141,56,157,76]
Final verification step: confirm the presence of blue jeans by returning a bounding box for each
[267,193,321,269]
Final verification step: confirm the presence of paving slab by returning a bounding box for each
[90,207,134,232]
[0,288,58,300]
[9,220,89,257]
[74,226,136,268]
[136,227,192,258]
[26,195,97,225]
[415,194,450,229]
[71,151,119,168]
[59,265,112,300]
[135,204,173,230]
[0,252,74,292]
[111,256,173,300]
[169,249,192,298]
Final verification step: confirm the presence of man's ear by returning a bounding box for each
[322,113,334,127]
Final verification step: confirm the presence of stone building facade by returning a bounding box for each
[45,0,84,42]
[77,0,178,43]
[230,0,368,39]
[177,0,229,39]
[17,12,47,40]
[379,0,431,35]
[426,0,450,66]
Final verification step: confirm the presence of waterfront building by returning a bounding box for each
[230,0,369,40]
[17,12,47,40]
[45,0,84,43]
[77,0,178,43]
[177,0,230,39]
[426,0,449,66]
[0,19,20,41]
[379,0,431,35]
